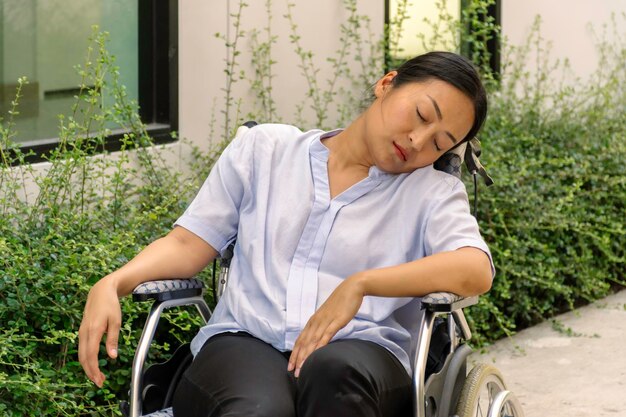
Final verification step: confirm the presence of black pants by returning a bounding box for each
[171,332,412,417]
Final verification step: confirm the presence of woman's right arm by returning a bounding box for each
[78,226,219,387]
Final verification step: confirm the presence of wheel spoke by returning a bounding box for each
[478,402,484,417]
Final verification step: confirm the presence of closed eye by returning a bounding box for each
[434,139,442,152]
[416,106,426,122]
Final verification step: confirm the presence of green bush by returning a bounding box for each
[0,31,211,416]
[467,15,626,343]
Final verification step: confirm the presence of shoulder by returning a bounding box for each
[226,124,327,176]
[223,123,302,156]
[405,165,466,197]
[397,165,471,219]
[234,123,325,159]
[242,123,305,145]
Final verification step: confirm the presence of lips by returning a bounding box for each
[393,142,407,161]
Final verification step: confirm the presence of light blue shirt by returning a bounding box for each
[175,123,494,374]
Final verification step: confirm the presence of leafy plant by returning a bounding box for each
[468,13,625,344]
[0,28,211,416]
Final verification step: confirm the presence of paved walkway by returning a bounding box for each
[468,289,626,417]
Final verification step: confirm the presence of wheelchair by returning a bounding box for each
[118,123,525,417]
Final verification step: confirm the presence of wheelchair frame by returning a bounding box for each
[122,279,523,417]
[119,124,524,417]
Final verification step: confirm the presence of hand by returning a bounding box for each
[78,277,122,388]
[288,275,365,377]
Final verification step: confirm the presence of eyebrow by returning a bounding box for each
[427,95,459,144]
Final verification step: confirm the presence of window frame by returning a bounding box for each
[459,0,501,78]
[383,0,501,76]
[9,0,178,165]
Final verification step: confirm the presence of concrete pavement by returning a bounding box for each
[468,289,626,416]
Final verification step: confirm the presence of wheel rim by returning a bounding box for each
[488,391,525,417]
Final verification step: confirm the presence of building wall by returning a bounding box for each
[9,1,624,198]
[10,0,385,199]
[501,0,624,82]
[178,0,384,152]
[179,0,625,150]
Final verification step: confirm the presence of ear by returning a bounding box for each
[374,71,397,99]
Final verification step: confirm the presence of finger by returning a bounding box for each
[78,326,88,375]
[79,325,97,383]
[288,329,315,373]
[287,346,299,372]
[105,316,121,359]
[288,320,317,371]
[315,320,342,349]
[294,347,313,378]
[84,323,107,387]
[294,329,328,377]
[295,321,345,377]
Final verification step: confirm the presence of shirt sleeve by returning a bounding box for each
[423,180,496,278]
[174,129,255,255]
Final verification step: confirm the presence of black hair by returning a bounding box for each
[392,51,487,143]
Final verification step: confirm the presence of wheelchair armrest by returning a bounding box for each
[132,278,205,302]
[421,292,478,313]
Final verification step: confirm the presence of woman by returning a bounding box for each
[79,51,494,417]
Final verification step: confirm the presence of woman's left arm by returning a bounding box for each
[358,246,492,298]
[288,246,492,377]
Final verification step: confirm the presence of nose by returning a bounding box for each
[408,132,428,152]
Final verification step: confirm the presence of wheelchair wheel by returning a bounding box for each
[455,363,523,417]
[488,390,525,417]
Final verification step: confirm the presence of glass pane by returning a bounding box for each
[0,0,138,145]
[390,0,461,59]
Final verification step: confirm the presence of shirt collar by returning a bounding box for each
[309,130,394,181]
[309,129,339,161]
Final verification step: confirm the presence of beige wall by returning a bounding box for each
[501,0,624,82]
[178,0,384,151]
[179,0,626,152]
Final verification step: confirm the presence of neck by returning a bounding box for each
[322,114,373,173]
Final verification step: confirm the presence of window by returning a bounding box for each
[388,0,462,58]
[0,0,177,163]
[385,0,500,75]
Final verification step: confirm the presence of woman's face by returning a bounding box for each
[362,73,475,174]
